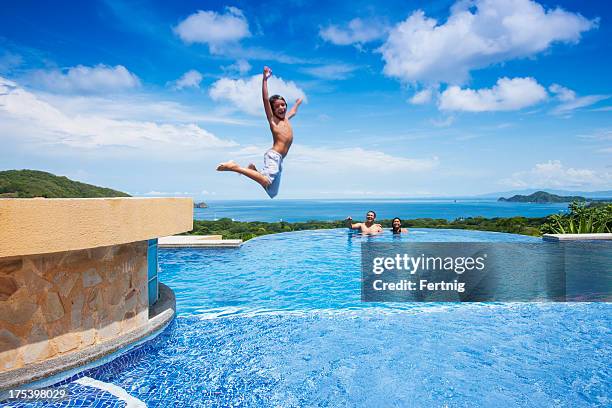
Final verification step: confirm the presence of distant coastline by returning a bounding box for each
[193,198,570,223]
[498,191,588,203]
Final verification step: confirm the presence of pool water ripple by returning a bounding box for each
[9,229,610,407]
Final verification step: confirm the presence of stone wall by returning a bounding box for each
[0,241,149,372]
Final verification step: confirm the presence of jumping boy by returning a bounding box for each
[216,66,302,198]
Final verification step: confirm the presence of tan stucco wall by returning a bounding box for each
[0,198,193,258]
[0,242,149,372]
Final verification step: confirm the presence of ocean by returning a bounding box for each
[193,199,568,222]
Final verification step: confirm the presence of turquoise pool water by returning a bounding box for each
[163,228,541,316]
[8,229,611,407]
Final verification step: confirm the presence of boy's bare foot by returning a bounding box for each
[216,161,239,171]
[247,163,257,171]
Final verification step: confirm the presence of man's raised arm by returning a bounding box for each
[262,66,273,123]
[345,216,360,230]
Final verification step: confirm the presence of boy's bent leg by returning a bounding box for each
[217,161,270,188]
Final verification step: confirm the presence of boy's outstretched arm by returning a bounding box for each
[262,66,274,124]
[287,98,303,120]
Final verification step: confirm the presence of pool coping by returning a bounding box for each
[0,283,176,393]
[542,233,612,241]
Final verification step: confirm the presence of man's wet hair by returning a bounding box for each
[367,210,377,218]
[269,94,286,108]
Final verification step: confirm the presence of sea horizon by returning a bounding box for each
[194,198,570,223]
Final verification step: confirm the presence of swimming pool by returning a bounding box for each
[7,229,611,407]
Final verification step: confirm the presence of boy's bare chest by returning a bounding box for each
[272,121,293,139]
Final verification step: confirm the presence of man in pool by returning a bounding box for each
[345,211,384,234]
[216,66,303,198]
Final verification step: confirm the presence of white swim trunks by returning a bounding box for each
[260,149,283,198]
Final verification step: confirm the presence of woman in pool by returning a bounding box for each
[391,217,409,234]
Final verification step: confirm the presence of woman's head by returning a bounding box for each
[392,217,402,232]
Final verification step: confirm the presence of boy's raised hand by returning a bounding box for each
[287,97,303,120]
[263,66,272,79]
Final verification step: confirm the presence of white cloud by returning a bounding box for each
[549,84,575,102]
[222,59,251,75]
[409,88,433,105]
[320,18,388,46]
[501,160,612,189]
[290,145,439,173]
[0,76,236,154]
[228,143,439,174]
[37,93,255,126]
[379,0,596,84]
[170,70,203,90]
[220,143,440,198]
[439,77,547,112]
[301,64,358,80]
[577,129,612,141]
[591,106,612,112]
[29,64,140,93]
[549,84,609,115]
[209,74,306,115]
[174,7,250,53]
[430,116,455,128]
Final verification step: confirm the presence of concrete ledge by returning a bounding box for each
[0,283,176,392]
[543,233,612,241]
[0,198,193,258]
[159,235,242,248]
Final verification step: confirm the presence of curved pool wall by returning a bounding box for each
[0,198,192,390]
[5,229,610,407]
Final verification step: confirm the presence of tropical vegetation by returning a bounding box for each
[188,215,548,241]
[541,202,612,234]
[0,170,129,198]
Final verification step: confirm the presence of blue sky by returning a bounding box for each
[1,0,610,199]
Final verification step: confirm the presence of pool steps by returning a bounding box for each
[158,235,242,248]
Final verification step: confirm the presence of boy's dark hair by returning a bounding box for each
[269,94,286,107]
[367,210,377,218]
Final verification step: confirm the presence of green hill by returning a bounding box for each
[498,191,588,203]
[0,170,130,198]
